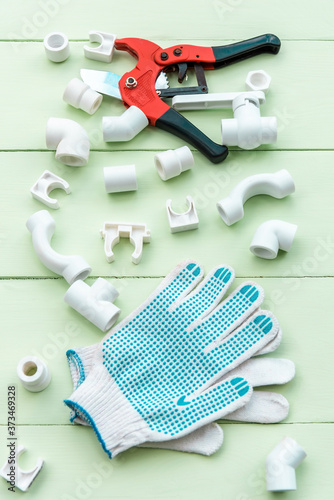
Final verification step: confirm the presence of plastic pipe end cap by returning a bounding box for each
[62,257,92,285]
[17,356,51,392]
[104,165,137,193]
[245,70,271,94]
[63,78,102,115]
[44,32,70,62]
[217,197,243,226]
[154,146,194,181]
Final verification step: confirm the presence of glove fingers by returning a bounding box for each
[195,282,264,346]
[224,391,290,423]
[171,265,234,322]
[140,423,223,456]
[157,260,204,308]
[221,357,295,387]
[205,310,279,378]
[255,327,282,355]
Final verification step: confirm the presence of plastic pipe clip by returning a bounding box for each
[250,220,298,259]
[166,196,199,233]
[64,278,120,332]
[43,32,69,62]
[266,437,307,492]
[217,169,295,226]
[100,222,151,264]
[84,31,117,62]
[30,170,71,209]
[221,94,277,150]
[154,146,194,181]
[63,78,103,115]
[245,70,271,94]
[17,356,51,392]
[0,445,44,492]
[46,117,90,167]
[104,165,137,193]
[103,106,149,142]
[26,210,91,284]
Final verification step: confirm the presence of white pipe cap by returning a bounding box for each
[44,32,70,63]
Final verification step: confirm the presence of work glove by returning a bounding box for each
[64,261,285,458]
[66,344,294,455]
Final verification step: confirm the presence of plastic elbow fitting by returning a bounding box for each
[46,117,90,166]
[250,220,297,259]
[103,106,149,142]
[217,169,295,226]
[26,210,91,284]
[64,278,120,332]
[221,94,277,150]
[266,437,307,491]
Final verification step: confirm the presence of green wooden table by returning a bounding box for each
[1,1,333,498]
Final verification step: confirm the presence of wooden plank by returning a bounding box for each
[1,151,334,278]
[1,0,334,41]
[0,423,330,499]
[0,276,332,425]
[0,40,333,151]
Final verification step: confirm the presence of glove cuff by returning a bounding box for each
[64,363,152,458]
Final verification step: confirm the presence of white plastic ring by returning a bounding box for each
[17,356,51,392]
[43,32,70,63]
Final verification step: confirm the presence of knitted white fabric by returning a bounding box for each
[64,261,281,458]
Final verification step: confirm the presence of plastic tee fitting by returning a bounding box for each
[46,117,90,167]
[103,106,149,142]
[266,437,307,491]
[154,146,194,181]
[26,210,91,284]
[64,278,120,332]
[221,94,277,150]
[63,78,102,115]
[217,169,295,226]
[17,356,51,392]
[250,220,298,259]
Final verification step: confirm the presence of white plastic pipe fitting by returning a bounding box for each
[30,170,71,209]
[46,117,90,167]
[103,106,149,142]
[154,146,194,181]
[64,278,120,332]
[63,78,103,115]
[26,210,91,284]
[266,437,307,491]
[245,70,271,94]
[221,94,277,150]
[104,165,137,193]
[84,31,117,63]
[43,32,70,62]
[0,445,44,491]
[17,356,51,392]
[217,169,295,226]
[250,220,298,259]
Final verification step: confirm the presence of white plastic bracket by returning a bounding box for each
[84,31,117,62]
[30,170,70,209]
[172,91,265,110]
[0,444,44,492]
[166,196,199,233]
[100,222,151,264]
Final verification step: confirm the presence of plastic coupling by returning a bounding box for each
[104,165,137,193]
[154,146,194,181]
[63,78,102,115]
[64,278,120,332]
[46,117,90,167]
[43,32,69,62]
[103,106,148,142]
[26,210,91,284]
[250,220,297,259]
[17,356,51,392]
[217,169,295,226]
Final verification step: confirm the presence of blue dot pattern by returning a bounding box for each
[101,263,273,437]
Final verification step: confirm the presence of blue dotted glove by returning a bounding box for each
[65,261,279,458]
